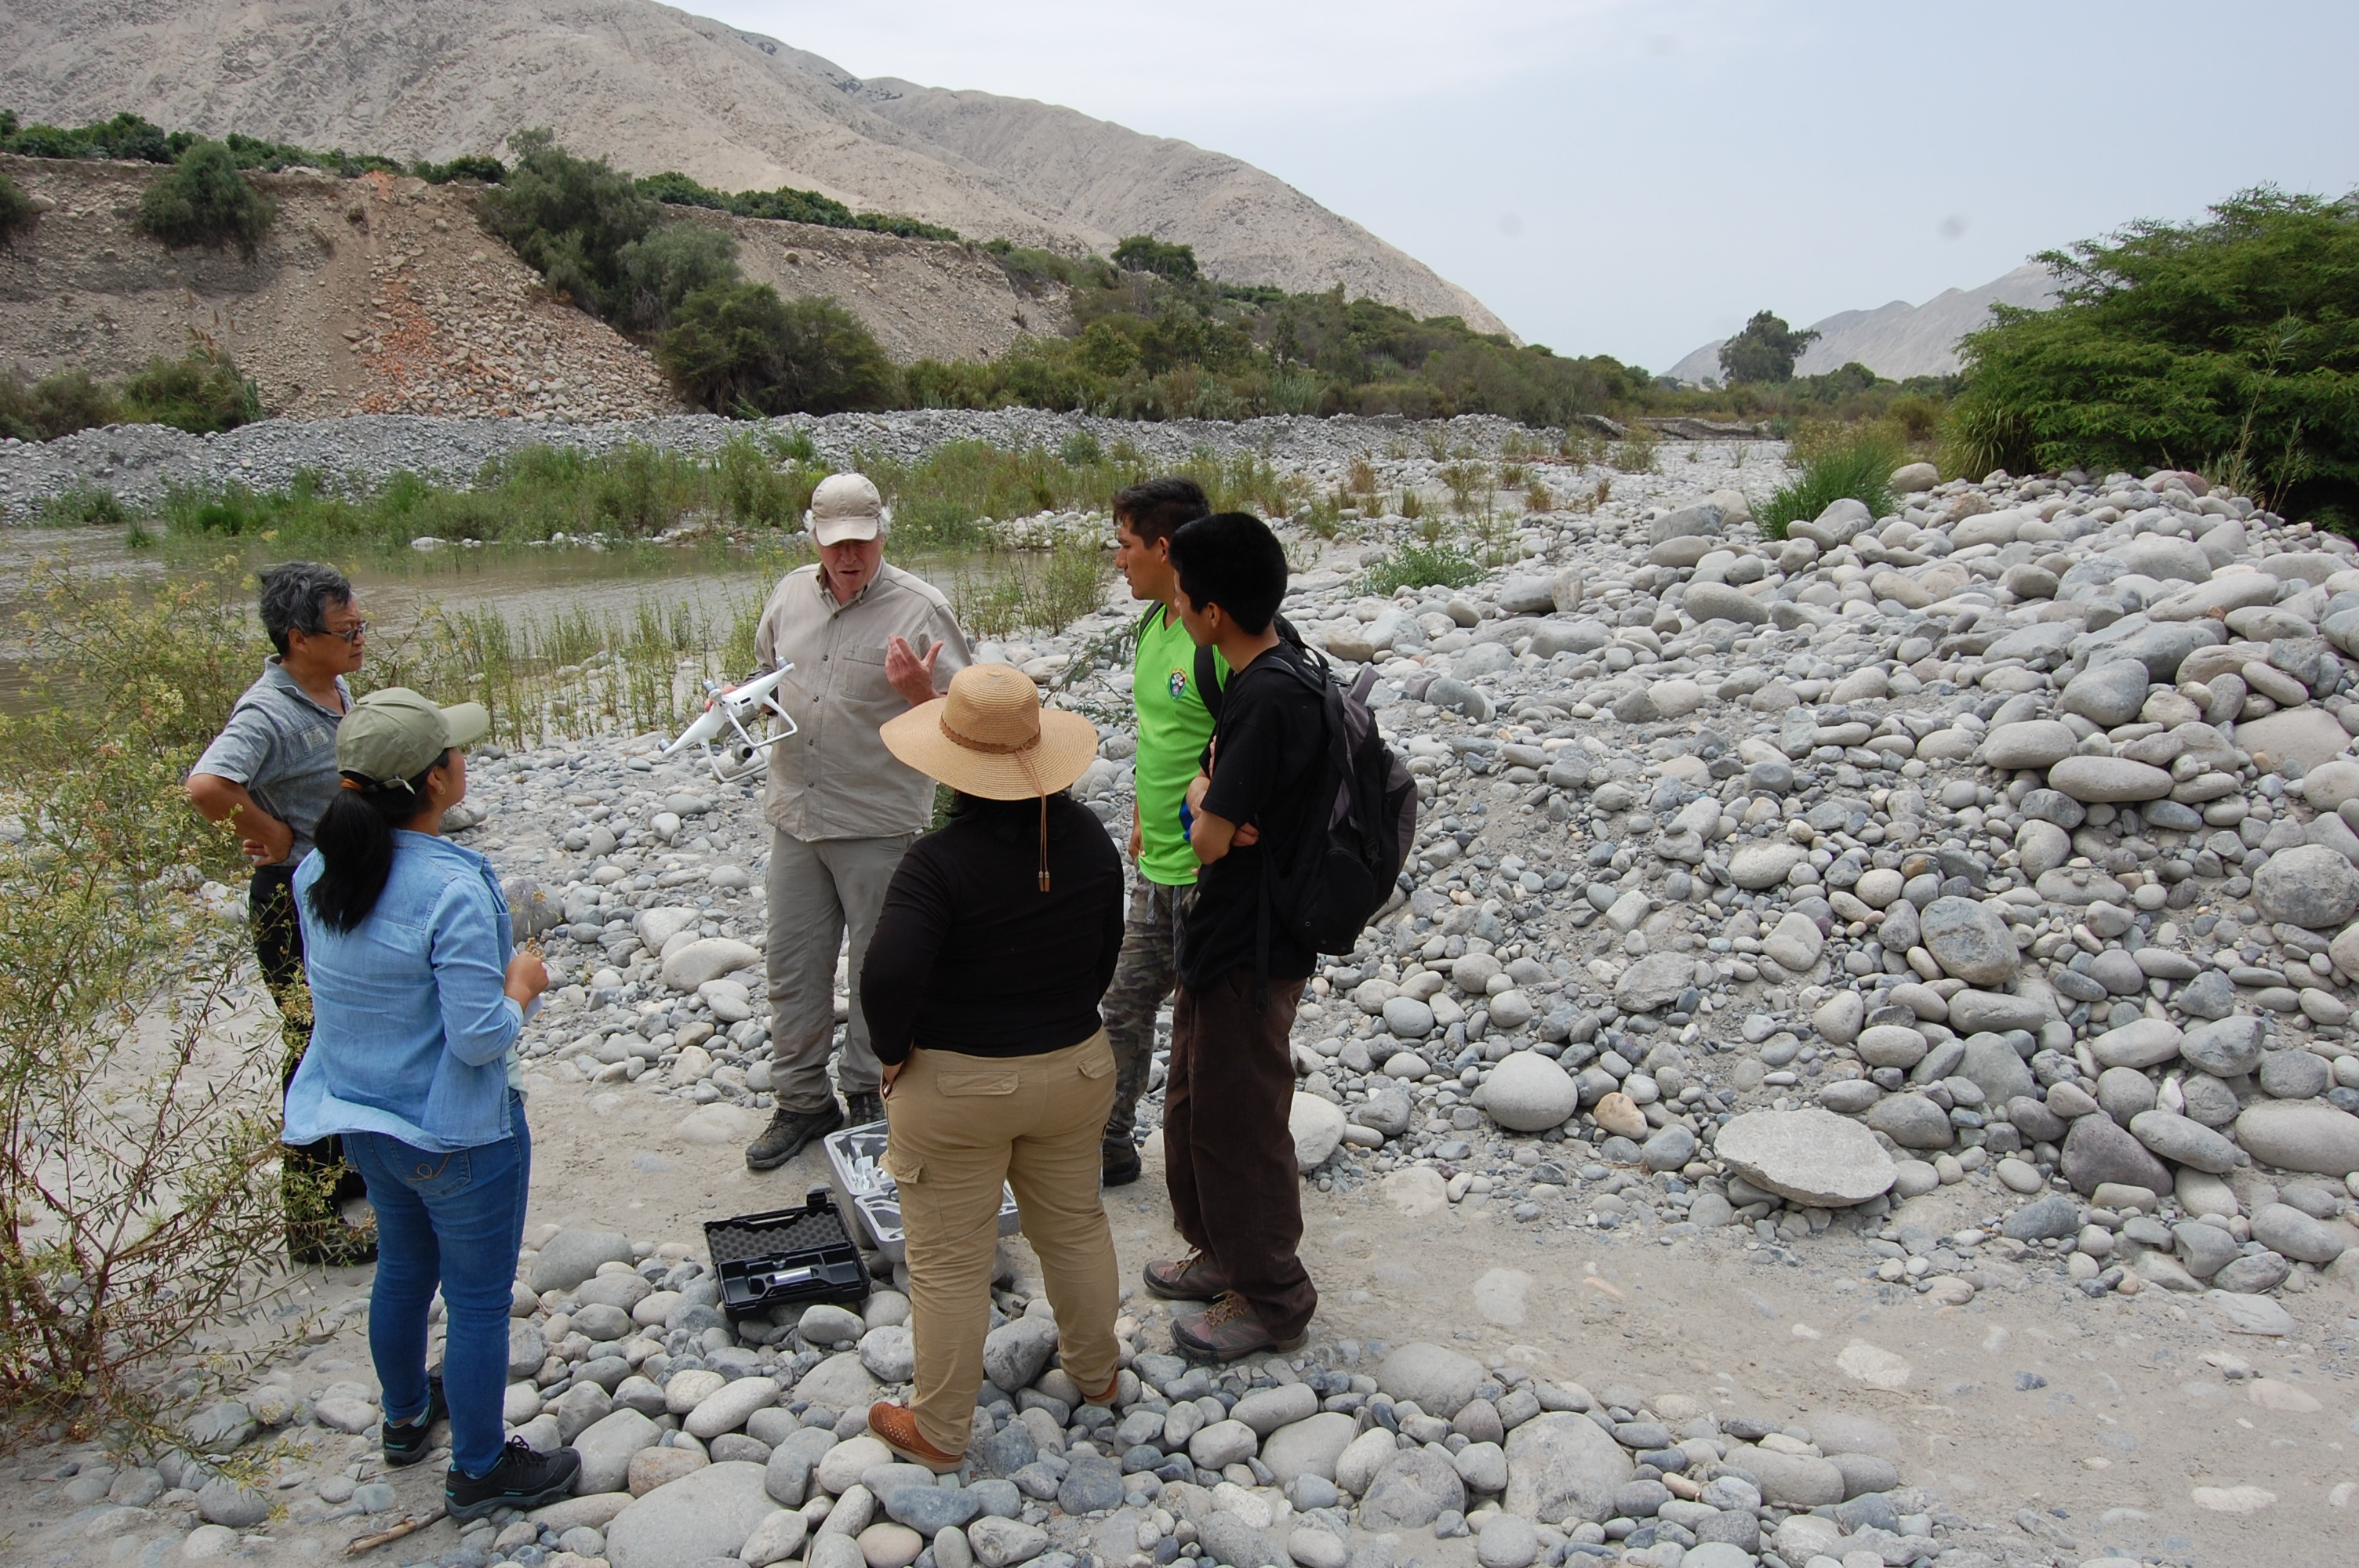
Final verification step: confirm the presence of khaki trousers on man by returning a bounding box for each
[765,829,914,1115]
[885,1030,1120,1456]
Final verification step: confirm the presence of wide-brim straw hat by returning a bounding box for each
[881,663,1098,800]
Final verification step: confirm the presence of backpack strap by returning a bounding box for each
[1194,641,1225,726]
[1198,613,1314,727]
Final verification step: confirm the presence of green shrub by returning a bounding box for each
[2,110,180,163]
[1718,310,1820,385]
[1112,235,1201,283]
[638,169,958,241]
[1757,427,1902,539]
[0,368,116,441]
[656,285,892,417]
[119,345,262,433]
[1951,188,2359,516]
[478,130,667,322]
[413,153,506,184]
[36,488,128,528]
[136,140,276,257]
[0,171,36,246]
[1362,540,1484,594]
[613,220,741,334]
[715,430,820,528]
[0,346,264,441]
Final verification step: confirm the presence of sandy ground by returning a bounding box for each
[3,966,2352,1568]
[497,1068,2359,1568]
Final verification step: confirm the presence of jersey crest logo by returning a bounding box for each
[1169,670,1189,700]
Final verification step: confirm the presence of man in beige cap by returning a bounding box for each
[744,471,973,1171]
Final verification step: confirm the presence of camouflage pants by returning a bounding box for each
[1100,877,1192,1148]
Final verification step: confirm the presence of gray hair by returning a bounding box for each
[256,561,354,655]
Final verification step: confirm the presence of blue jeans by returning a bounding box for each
[344,1094,530,1477]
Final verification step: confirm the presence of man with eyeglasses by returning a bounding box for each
[189,561,377,1265]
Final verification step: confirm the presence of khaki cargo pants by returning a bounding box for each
[885,1030,1121,1456]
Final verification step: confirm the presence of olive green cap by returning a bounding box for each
[336,687,489,788]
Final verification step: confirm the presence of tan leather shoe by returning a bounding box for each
[867,1402,964,1474]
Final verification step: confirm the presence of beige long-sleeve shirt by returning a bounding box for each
[754,561,972,841]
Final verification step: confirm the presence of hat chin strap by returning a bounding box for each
[937,717,1052,891]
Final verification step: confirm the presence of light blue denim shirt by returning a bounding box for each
[285,831,524,1152]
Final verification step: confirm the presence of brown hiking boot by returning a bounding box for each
[1173,1291,1303,1362]
[1143,1250,1230,1301]
[867,1402,964,1474]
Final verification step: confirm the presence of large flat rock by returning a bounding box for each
[1714,1109,1896,1207]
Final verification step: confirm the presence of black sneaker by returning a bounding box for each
[381,1373,445,1468]
[844,1091,885,1128]
[745,1102,845,1171]
[445,1439,581,1523]
[1102,1139,1142,1188]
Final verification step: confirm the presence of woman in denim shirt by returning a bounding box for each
[285,688,579,1521]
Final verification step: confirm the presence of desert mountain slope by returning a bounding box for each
[1667,262,2059,383]
[0,0,1507,331]
[842,78,1511,336]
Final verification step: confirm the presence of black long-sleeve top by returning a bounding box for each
[860,793,1125,1065]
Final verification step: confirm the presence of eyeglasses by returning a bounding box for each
[304,621,368,644]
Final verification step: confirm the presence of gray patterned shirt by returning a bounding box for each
[191,659,352,866]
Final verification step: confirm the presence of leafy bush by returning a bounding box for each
[1757,426,1902,539]
[951,540,1109,639]
[0,368,114,441]
[1951,188,2359,517]
[2,110,181,163]
[1718,310,1820,385]
[1112,235,1201,283]
[613,221,741,335]
[0,171,35,245]
[412,153,505,184]
[1,108,500,183]
[0,563,287,1437]
[0,346,264,441]
[119,345,261,433]
[637,169,956,241]
[657,285,892,417]
[1362,540,1485,593]
[479,131,669,323]
[983,240,1114,296]
[136,140,276,257]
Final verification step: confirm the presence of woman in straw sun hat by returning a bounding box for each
[859,663,1129,1470]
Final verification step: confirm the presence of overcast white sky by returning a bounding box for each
[698,1,2357,372]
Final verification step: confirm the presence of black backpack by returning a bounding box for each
[1202,640,1419,967]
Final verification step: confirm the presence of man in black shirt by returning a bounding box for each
[1145,513,1325,1359]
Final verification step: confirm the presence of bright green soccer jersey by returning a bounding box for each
[1132,603,1228,887]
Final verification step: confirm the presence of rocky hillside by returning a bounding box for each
[0,0,1509,334]
[1667,263,2059,384]
[0,155,1061,419]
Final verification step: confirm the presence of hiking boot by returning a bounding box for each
[867,1402,964,1474]
[1101,1138,1142,1188]
[445,1438,581,1523]
[1173,1291,1303,1362]
[1142,1250,1230,1301]
[746,1102,845,1171]
[381,1373,445,1468]
[845,1090,885,1128]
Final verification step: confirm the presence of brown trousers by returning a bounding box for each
[1166,967,1318,1338]
[885,1030,1121,1455]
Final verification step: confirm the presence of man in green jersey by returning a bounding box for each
[1100,477,1218,1185]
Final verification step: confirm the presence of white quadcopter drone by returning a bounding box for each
[663,664,799,783]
